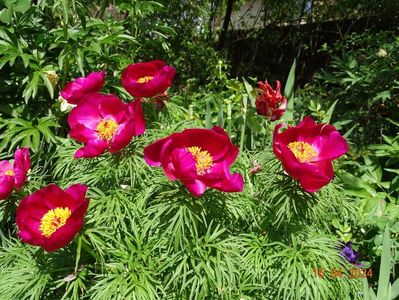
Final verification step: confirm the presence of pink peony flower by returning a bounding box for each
[60,71,105,105]
[121,60,176,98]
[0,148,31,200]
[68,93,146,158]
[0,161,15,200]
[144,126,243,197]
[255,80,287,121]
[273,116,349,192]
[16,184,89,252]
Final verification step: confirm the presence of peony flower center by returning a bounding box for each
[137,76,154,83]
[96,119,118,141]
[5,169,14,176]
[39,207,72,238]
[287,141,317,163]
[187,146,213,175]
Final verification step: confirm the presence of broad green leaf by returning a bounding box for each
[217,98,224,127]
[369,287,377,300]
[385,168,399,175]
[372,90,391,103]
[386,118,399,127]
[362,194,387,215]
[0,8,12,23]
[246,114,262,133]
[12,0,31,13]
[60,0,69,25]
[4,0,18,7]
[322,100,338,124]
[31,129,40,151]
[363,278,370,300]
[340,173,376,195]
[76,49,84,76]
[205,95,213,128]
[243,78,255,107]
[40,72,54,99]
[391,277,399,299]
[331,218,340,229]
[377,225,391,299]
[282,59,296,122]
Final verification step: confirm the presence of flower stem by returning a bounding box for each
[239,95,248,152]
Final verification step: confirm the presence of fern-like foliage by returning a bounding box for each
[0,104,363,299]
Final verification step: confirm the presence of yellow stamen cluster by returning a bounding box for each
[5,169,14,176]
[137,76,154,83]
[96,119,118,141]
[39,207,72,238]
[187,146,213,175]
[287,141,317,163]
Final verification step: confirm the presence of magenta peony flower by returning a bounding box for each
[255,80,287,121]
[16,184,89,252]
[273,116,349,192]
[0,161,15,200]
[68,93,146,158]
[60,71,105,105]
[0,148,31,200]
[121,60,176,98]
[144,126,243,197]
[13,147,31,189]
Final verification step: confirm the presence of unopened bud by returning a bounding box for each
[44,71,59,88]
[377,49,387,57]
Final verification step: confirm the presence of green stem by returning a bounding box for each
[60,55,71,89]
[129,0,137,60]
[245,173,254,196]
[98,0,109,19]
[226,100,232,136]
[239,95,248,152]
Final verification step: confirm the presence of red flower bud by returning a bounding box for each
[255,80,287,121]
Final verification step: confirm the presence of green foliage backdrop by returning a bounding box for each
[0,1,398,299]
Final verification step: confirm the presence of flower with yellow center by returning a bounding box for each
[187,146,213,175]
[96,119,118,141]
[287,141,317,163]
[5,169,14,176]
[39,207,72,238]
[137,76,154,83]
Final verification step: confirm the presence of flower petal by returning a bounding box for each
[181,179,207,197]
[182,127,230,161]
[0,175,15,200]
[67,94,102,130]
[144,126,242,197]
[74,139,108,158]
[273,116,347,192]
[170,148,197,179]
[121,60,175,98]
[0,160,12,173]
[144,136,171,167]
[16,184,90,252]
[69,124,97,143]
[65,184,88,208]
[108,121,135,153]
[13,147,31,189]
[42,199,89,252]
[98,94,128,123]
[129,99,146,136]
[209,173,244,193]
[60,71,105,105]
[308,127,349,161]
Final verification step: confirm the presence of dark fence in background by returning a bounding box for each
[224,15,398,84]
